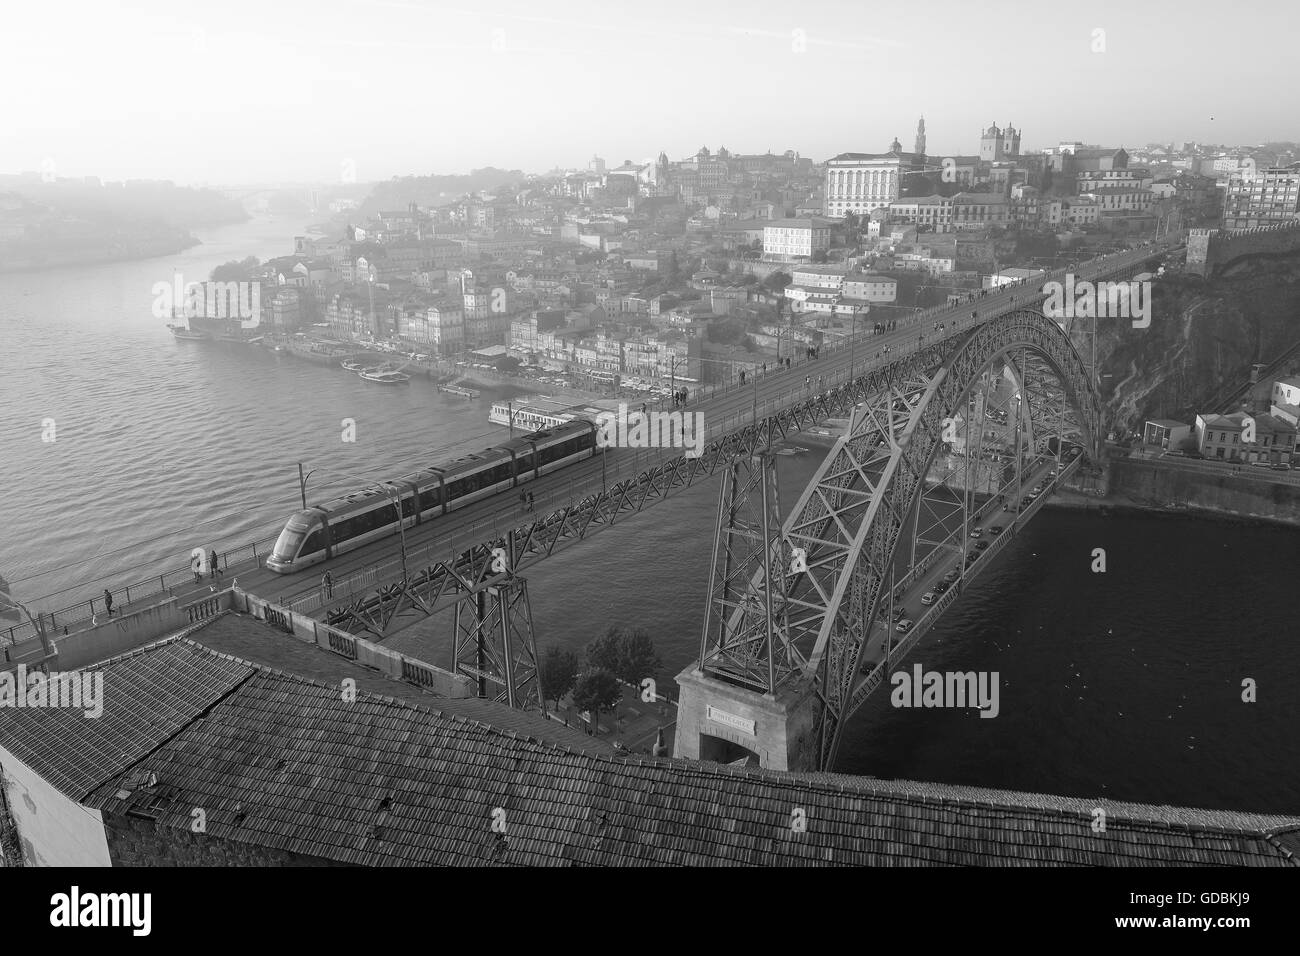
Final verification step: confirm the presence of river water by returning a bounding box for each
[1,218,1295,814]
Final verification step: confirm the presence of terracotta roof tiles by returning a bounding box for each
[6,638,1298,867]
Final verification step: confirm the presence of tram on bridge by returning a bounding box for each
[266,419,598,574]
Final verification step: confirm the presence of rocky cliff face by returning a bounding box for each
[1066,251,1300,435]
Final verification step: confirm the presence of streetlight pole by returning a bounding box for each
[848,301,859,387]
[297,462,316,510]
[381,484,410,583]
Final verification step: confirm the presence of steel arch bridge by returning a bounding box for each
[697,308,1102,770]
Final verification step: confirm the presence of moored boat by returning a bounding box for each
[168,323,208,340]
[358,368,411,384]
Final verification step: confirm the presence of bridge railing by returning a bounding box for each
[2,539,273,647]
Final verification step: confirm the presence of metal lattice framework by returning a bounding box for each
[450,574,542,711]
[698,451,798,693]
[704,309,1101,769]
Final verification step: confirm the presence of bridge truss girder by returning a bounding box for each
[753,309,1100,770]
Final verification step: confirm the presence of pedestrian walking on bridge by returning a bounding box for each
[322,571,333,599]
[103,589,114,616]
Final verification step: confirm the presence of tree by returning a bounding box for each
[210,256,261,282]
[539,646,579,710]
[585,628,622,673]
[615,628,662,686]
[0,581,55,662]
[763,270,791,292]
[811,249,829,263]
[667,251,681,281]
[571,668,622,733]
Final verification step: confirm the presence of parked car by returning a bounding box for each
[969,528,983,539]
[974,541,990,551]
[932,581,949,595]
[921,591,936,606]
[989,525,1004,536]
[942,569,960,584]
[1271,463,1292,471]
[896,619,914,633]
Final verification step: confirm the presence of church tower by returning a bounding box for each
[980,122,1004,162]
[1002,123,1021,158]
[914,116,926,158]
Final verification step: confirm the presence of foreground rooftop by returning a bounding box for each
[1,614,1297,867]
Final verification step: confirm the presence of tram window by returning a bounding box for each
[300,531,325,555]
[421,487,441,510]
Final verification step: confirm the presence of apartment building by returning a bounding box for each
[842,274,898,303]
[1223,163,1300,230]
[951,192,1010,228]
[1195,411,1296,462]
[888,195,954,230]
[763,218,831,258]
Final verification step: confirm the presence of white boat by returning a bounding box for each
[168,323,208,340]
[359,367,410,384]
[341,359,367,371]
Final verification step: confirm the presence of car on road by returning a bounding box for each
[896,619,914,633]
[989,525,1003,535]
[921,591,936,605]
[942,569,960,584]
[974,541,990,551]
[969,528,983,538]
[893,607,908,622]
[932,581,949,595]
[1272,463,1291,471]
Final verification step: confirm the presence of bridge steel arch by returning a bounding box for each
[700,308,1102,771]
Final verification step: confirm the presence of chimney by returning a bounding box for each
[651,726,668,757]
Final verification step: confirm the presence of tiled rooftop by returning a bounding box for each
[4,637,1297,867]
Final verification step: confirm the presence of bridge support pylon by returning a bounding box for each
[674,668,820,771]
[672,450,819,770]
[450,573,542,712]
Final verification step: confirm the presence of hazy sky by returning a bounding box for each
[3,0,1295,186]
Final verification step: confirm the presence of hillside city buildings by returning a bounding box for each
[95,122,1296,393]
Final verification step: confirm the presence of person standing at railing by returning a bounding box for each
[210,549,222,582]
[103,589,114,616]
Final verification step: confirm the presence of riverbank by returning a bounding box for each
[0,233,203,273]
[1050,468,1300,531]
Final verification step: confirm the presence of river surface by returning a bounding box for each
[1,218,1296,815]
